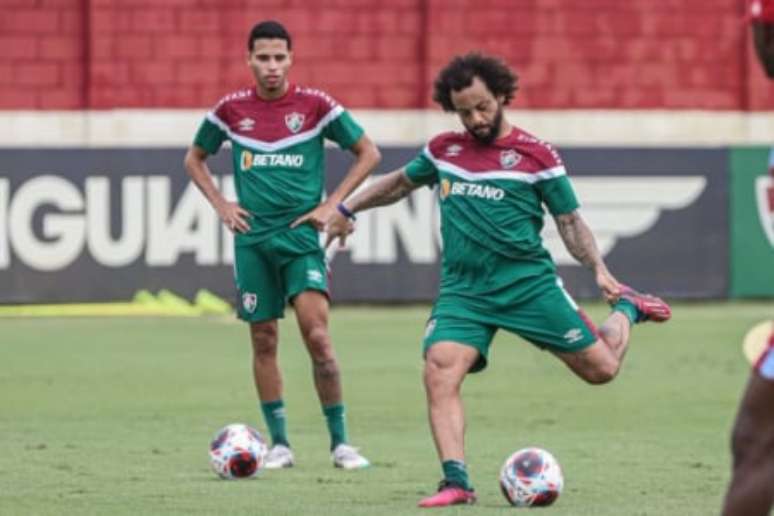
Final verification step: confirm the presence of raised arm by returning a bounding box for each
[325,168,421,248]
[554,210,620,302]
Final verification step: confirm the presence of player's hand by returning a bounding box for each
[595,266,622,304]
[290,201,336,231]
[216,201,251,233]
[325,211,355,248]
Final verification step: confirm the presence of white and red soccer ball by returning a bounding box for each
[209,423,267,479]
[499,447,564,507]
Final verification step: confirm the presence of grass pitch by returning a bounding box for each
[1,302,770,515]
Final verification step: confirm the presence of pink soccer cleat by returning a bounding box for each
[618,285,672,323]
[418,481,477,508]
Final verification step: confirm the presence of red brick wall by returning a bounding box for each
[0,0,85,109]
[3,0,774,110]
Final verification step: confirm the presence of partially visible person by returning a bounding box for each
[722,330,774,516]
[721,3,774,515]
[751,0,774,78]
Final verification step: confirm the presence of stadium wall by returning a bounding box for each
[2,0,774,111]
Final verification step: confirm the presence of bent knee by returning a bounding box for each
[580,362,619,385]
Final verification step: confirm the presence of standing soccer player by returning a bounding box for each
[184,20,380,469]
[326,53,671,506]
[721,2,774,514]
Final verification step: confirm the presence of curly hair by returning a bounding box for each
[432,53,518,112]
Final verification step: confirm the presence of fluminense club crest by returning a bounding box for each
[755,174,774,247]
[500,149,521,169]
[285,112,305,134]
[242,292,258,313]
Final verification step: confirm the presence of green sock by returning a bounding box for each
[260,400,289,447]
[442,460,473,491]
[322,403,348,451]
[613,298,639,324]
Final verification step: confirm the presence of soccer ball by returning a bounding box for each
[499,447,564,507]
[209,423,268,479]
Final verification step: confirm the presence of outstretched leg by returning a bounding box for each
[554,311,630,384]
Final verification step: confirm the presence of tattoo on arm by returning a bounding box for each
[347,170,418,212]
[554,211,603,270]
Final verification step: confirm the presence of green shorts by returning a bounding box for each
[233,226,328,322]
[422,277,598,373]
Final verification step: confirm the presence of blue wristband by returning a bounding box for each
[337,203,356,221]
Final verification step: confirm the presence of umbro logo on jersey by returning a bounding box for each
[307,269,323,283]
[563,328,584,344]
[237,117,255,132]
[444,144,462,157]
[285,112,305,133]
[500,149,521,169]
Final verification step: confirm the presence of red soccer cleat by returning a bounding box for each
[418,481,477,508]
[618,285,672,323]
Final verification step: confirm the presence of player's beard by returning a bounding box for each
[468,106,503,145]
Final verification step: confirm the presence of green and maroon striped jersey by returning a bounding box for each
[194,84,364,246]
[405,127,579,300]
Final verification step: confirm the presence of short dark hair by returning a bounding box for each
[432,53,518,112]
[247,20,292,51]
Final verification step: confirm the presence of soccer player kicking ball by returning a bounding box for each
[326,53,671,507]
[184,21,380,470]
[721,2,774,514]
